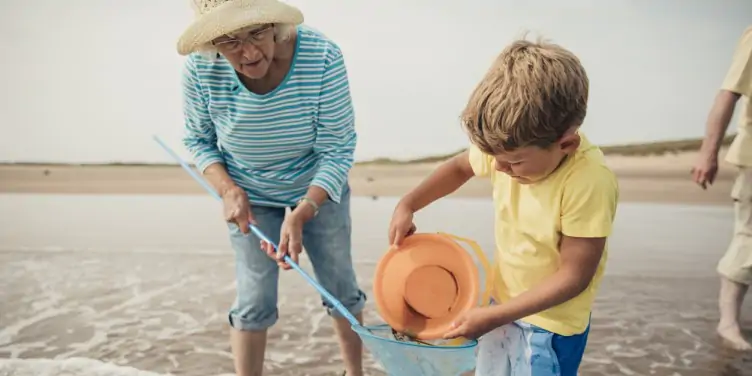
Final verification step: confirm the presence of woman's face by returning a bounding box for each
[213,24,276,79]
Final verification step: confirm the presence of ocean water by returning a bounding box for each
[0,194,751,376]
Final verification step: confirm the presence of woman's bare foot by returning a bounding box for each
[717,323,752,351]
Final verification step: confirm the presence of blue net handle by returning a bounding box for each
[153,135,361,328]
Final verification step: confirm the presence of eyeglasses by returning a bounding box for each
[212,24,273,53]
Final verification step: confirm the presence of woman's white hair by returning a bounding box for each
[195,23,296,60]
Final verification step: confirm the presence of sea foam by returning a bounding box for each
[0,358,169,376]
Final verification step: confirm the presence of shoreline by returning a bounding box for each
[0,151,736,206]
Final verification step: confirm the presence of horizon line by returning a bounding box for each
[0,134,734,167]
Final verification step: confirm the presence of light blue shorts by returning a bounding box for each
[226,185,366,331]
[475,320,590,376]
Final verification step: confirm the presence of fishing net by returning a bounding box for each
[353,324,477,376]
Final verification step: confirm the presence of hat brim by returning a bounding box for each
[373,233,481,340]
[177,0,304,55]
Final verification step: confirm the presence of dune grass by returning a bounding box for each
[355,134,735,165]
[0,135,735,167]
[598,134,734,157]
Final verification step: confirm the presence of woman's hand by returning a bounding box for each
[260,214,304,270]
[222,185,256,233]
[260,203,315,270]
[388,202,417,246]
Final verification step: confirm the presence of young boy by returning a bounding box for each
[388,37,619,375]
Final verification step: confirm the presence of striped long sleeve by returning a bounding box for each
[181,57,224,173]
[311,48,357,203]
[175,26,356,208]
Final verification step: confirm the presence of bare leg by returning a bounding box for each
[333,313,364,376]
[717,277,751,351]
[231,328,268,376]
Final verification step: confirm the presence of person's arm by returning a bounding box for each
[702,27,752,155]
[484,165,619,327]
[180,56,237,197]
[700,91,741,156]
[294,46,355,222]
[396,151,476,213]
[694,27,752,188]
[397,145,492,213]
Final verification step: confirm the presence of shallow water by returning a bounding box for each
[0,194,750,376]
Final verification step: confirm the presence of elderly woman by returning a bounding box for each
[176,1,366,375]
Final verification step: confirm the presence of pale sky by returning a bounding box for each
[0,0,750,164]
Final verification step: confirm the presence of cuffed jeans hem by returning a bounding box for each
[325,291,367,320]
[228,312,278,332]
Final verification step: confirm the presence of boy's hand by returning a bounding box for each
[388,203,417,246]
[443,306,501,340]
[386,152,476,247]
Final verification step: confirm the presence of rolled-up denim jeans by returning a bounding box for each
[226,185,366,331]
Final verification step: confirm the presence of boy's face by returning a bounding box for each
[490,133,581,184]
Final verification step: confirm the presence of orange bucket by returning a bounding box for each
[373,232,494,341]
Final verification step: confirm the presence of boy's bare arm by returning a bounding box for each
[485,236,605,327]
[389,151,477,245]
[396,150,476,213]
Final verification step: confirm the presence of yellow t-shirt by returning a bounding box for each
[723,26,752,167]
[468,133,619,336]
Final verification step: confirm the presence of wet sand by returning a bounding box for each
[0,194,751,376]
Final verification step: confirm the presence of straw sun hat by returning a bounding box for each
[177,0,304,56]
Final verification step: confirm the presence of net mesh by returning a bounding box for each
[354,324,477,376]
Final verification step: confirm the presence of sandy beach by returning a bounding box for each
[1,148,751,376]
[0,148,740,206]
[3,0,751,374]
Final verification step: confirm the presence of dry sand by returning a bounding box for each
[0,149,737,206]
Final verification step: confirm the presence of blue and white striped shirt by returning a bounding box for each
[181,25,357,207]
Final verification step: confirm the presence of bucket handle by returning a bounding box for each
[438,232,495,307]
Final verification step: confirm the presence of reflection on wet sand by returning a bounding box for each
[0,195,750,375]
